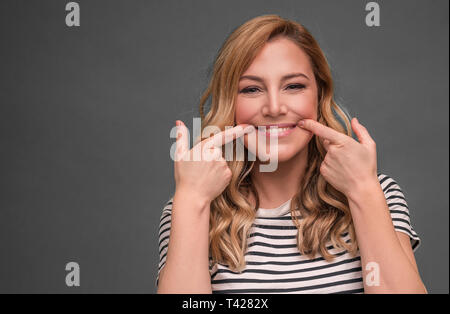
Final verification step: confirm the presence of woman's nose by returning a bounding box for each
[262,93,287,116]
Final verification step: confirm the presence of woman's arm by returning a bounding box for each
[157,188,212,294]
[347,179,427,294]
[158,121,252,293]
[297,118,427,293]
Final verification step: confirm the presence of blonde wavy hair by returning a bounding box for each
[197,14,358,272]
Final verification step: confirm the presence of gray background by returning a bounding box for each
[0,0,448,293]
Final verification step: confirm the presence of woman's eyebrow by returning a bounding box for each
[239,72,309,82]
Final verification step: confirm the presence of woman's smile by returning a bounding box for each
[254,123,297,138]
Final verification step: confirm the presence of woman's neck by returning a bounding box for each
[249,147,308,209]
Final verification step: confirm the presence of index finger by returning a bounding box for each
[175,120,189,159]
[298,119,346,143]
[205,124,255,148]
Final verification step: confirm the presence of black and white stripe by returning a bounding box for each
[156,173,421,293]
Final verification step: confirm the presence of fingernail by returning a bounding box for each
[355,117,359,124]
[298,120,305,127]
[176,123,181,139]
[244,125,255,133]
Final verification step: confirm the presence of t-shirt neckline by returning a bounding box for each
[256,198,292,217]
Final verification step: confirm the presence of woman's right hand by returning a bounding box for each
[173,120,254,205]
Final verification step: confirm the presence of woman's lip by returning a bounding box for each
[255,125,296,138]
[256,123,297,128]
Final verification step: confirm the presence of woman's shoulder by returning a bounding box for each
[162,196,174,211]
[376,172,404,191]
[375,172,410,208]
[158,196,174,226]
[375,173,421,251]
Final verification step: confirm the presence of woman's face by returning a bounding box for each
[235,36,318,163]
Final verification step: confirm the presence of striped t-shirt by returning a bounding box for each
[156,173,421,294]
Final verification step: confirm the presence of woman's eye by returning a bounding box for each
[239,84,305,94]
[286,84,305,90]
[240,87,260,94]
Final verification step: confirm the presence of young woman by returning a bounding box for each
[156,15,427,294]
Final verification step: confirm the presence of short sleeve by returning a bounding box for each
[378,173,421,252]
[155,197,174,290]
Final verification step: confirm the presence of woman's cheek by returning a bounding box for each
[235,101,255,125]
[235,100,259,154]
[286,98,318,121]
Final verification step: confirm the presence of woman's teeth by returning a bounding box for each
[261,126,293,134]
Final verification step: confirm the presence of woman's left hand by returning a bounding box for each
[298,117,379,198]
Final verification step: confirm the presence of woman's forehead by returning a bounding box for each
[241,38,314,80]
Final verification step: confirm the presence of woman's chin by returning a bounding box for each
[274,150,301,163]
